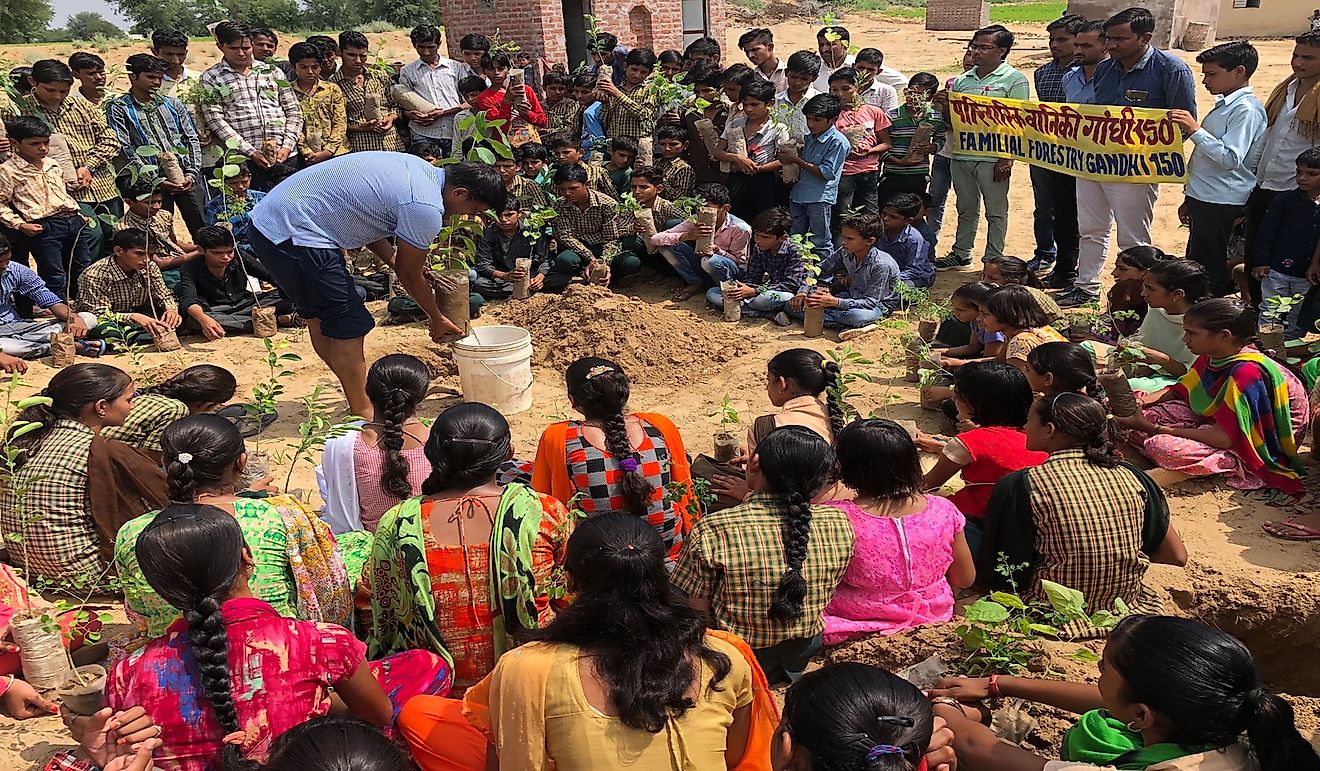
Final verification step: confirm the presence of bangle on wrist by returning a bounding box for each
[0,673,14,697]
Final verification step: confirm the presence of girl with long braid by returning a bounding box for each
[674,426,854,684]
[531,357,695,564]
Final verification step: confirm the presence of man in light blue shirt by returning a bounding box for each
[1061,21,1107,105]
[1170,41,1267,296]
[778,94,851,256]
[249,152,504,419]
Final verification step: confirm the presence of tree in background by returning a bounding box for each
[371,0,440,28]
[0,0,55,43]
[304,0,368,31]
[111,0,209,35]
[65,11,126,39]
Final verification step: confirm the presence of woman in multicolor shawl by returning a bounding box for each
[1115,299,1308,504]
[927,615,1320,771]
[115,415,360,645]
[365,402,575,693]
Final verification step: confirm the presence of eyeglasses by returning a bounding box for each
[967,43,999,51]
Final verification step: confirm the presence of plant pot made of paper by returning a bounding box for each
[780,140,802,183]
[252,305,278,338]
[713,428,740,462]
[0,120,8,162]
[305,128,324,153]
[261,138,280,164]
[11,616,72,690]
[721,281,742,322]
[803,305,825,339]
[57,665,107,717]
[587,261,611,284]
[693,119,724,171]
[47,134,79,185]
[242,449,271,488]
[1259,323,1286,353]
[1098,369,1139,418]
[153,327,182,352]
[391,84,438,115]
[430,268,472,336]
[635,209,658,254]
[49,331,76,367]
[695,206,719,256]
[362,93,383,122]
[917,319,938,342]
[158,151,187,185]
[511,258,533,300]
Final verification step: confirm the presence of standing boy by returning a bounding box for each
[289,41,349,165]
[332,31,403,153]
[151,28,196,97]
[878,72,943,205]
[879,192,933,288]
[828,67,892,235]
[705,206,803,319]
[572,73,606,159]
[717,79,789,220]
[681,63,730,185]
[854,49,899,113]
[1030,15,1086,279]
[543,72,581,142]
[68,53,111,107]
[399,24,467,158]
[777,94,850,256]
[1261,149,1320,338]
[776,51,823,142]
[599,49,659,146]
[1172,41,1266,297]
[786,212,899,337]
[740,28,787,92]
[1057,19,1109,290]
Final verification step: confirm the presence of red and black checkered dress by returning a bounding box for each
[564,419,683,562]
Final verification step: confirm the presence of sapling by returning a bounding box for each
[281,383,363,494]
[1259,293,1303,352]
[245,337,301,469]
[793,233,826,338]
[1098,336,1145,418]
[825,346,875,422]
[427,216,488,334]
[710,394,741,462]
[617,193,659,254]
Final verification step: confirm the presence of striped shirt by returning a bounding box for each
[330,69,403,153]
[105,91,204,181]
[0,94,121,203]
[198,60,304,157]
[883,104,945,177]
[743,238,805,294]
[0,261,62,322]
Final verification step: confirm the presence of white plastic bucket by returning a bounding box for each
[452,325,534,415]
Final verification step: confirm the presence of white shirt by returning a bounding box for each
[1255,80,1319,192]
[753,60,789,93]
[399,57,465,140]
[775,87,821,140]
[813,53,856,92]
[877,65,909,90]
[862,80,899,113]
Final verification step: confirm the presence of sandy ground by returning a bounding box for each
[4,15,1320,769]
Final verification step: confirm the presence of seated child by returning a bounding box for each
[983,255,1063,323]
[450,74,490,159]
[654,125,695,198]
[571,73,605,161]
[542,71,581,141]
[0,116,93,300]
[978,285,1066,374]
[0,233,100,366]
[473,203,568,299]
[76,228,181,344]
[516,141,552,195]
[1258,147,1320,339]
[177,225,293,339]
[1024,341,1099,398]
[913,191,938,261]
[548,135,614,197]
[650,183,751,301]
[116,177,200,290]
[705,206,802,320]
[879,192,932,288]
[494,156,548,211]
[551,164,640,286]
[406,139,444,165]
[919,361,1048,551]
[1106,245,1163,337]
[922,281,1004,409]
[599,137,636,198]
[628,168,687,231]
[786,212,899,336]
[203,163,266,254]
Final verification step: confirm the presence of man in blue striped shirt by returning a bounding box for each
[0,234,98,367]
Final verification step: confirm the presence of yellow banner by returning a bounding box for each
[947,92,1189,184]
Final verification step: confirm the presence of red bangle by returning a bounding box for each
[988,674,1002,699]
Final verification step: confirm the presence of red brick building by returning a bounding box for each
[440,0,727,69]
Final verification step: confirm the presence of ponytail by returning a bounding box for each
[1245,690,1320,771]
[820,360,847,440]
[365,355,431,502]
[1033,394,1121,468]
[754,426,834,624]
[160,415,246,503]
[566,357,653,517]
[11,363,132,467]
[766,348,844,440]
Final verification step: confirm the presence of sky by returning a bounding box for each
[50,0,134,30]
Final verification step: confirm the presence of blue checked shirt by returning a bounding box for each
[105,91,204,181]
[0,262,61,323]
[1034,60,1069,103]
[742,239,804,294]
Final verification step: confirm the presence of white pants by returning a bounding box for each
[1075,179,1159,294]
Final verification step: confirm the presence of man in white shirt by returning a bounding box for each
[1246,29,1320,304]
[398,24,469,158]
[151,28,197,97]
[740,28,787,93]
[855,48,900,112]
[814,24,857,92]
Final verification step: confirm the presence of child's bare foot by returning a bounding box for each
[671,284,703,301]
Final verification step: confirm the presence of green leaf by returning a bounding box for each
[989,591,1026,610]
[8,422,43,440]
[1071,648,1101,663]
[475,147,496,165]
[222,164,241,179]
[135,145,160,157]
[1027,623,1059,636]
[15,396,52,409]
[1041,580,1086,618]
[963,599,1010,624]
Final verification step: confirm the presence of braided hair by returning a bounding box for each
[566,357,652,517]
[161,415,246,503]
[755,426,835,623]
[365,354,431,501]
[420,403,513,495]
[144,364,237,410]
[136,504,254,770]
[766,348,846,440]
[1033,393,1121,468]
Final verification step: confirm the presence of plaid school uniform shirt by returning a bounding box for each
[507,174,549,211]
[75,256,177,322]
[743,238,805,294]
[671,492,855,648]
[601,81,657,143]
[198,60,304,157]
[1,94,121,204]
[105,91,204,182]
[330,69,403,153]
[0,156,81,229]
[102,393,189,453]
[117,208,184,256]
[655,156,695,198]
[544,96,581,140]
[552,188,629,260]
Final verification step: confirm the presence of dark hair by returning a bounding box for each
[1106,615,1320,771]
[954,361,1034,427]
[1298,146,1320,169]
[827,66,860,85]
[194,226,236,250]
[420,402,511,495]
[553,163,589,187]
[0,233,10,254]
[757,426,835,624]
[842,212,883,241]
[985,255,1043,288]
[1047,13,1088,34]
[588,31,618,53]
[1147,259,1210,303]
[694,182,731,207]
[367,354,430,500]
[1026,342,1099,398]
[11,363,131,464]
[1185,297,1257,342]
[952,280,997,308]
[214,21,252,46]
[288,42,322,65]
[656,124,688,143]
[152,28,190,50]
[836,419,922,500]
[529,512,731,732]
[459,33,490,52]
[543,71,572,88]
[1297,29,1320,47]
[116,174,159,202]
[113,228,149,252]
[406,138,442,161]
[767,348,846,438]
[817,25,851,43]
[263,715,407,771]
[739,28,774,49]
[1116,245,1166,271]
[686,61,725,89]
[855,47,885,67]
[782,662,935,771]
[68,52,105,72]
[1105,6,1156,35]
[885,192,922,219]
[1033,393,1120,467]
[546,134,581,153]
[339,30,369,52]
[1196,40,1258,77]
[751,206,793,236]
[741,79,776,104]
[457,74,487,96]
[786,50,823,78]
[136,504,249,770]
[630,166,662,186]
[516,141,549,162]
[307,35,338,55]
[445,161,506,211]
[610,136,639,155]
[146,364,237,408]
[10,67,33,95]
[803,93,843,120]
[480,52,511,72]
[974,24,1014,53]
[626,48,658,68]
[984,285,1053,329]
[908,71,940,93]
[684,36,721,61]
[161,415,245,503]
[1079,19,1108,37]
[658,49,683,67]
[917,191,933,208]
[230,161,253,178]
[30,59,74,84]
[721,63,755,88]
[565,357,652,516]
[6,116,51,141]
[410,24,443,45]
[125,53,168,75]
[250,27,277,44]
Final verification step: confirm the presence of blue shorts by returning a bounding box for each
[249,226,375,340]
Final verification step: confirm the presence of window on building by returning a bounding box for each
[1231,0,1260,9]
[682,0,709,46]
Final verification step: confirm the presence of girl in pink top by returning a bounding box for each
[354,354,432,532]
[823,420,974,645]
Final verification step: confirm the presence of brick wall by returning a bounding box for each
[925,0,990,30]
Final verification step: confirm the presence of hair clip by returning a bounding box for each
[619,458,640,472]
[866,745,907,762]
[877,715,915,728]
[176,452,193,465]
[585,365,615,379]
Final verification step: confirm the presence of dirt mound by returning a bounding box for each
[484,285,756,386]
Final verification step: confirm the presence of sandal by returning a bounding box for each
[217,403,279,438]
[1263,518,1320,541]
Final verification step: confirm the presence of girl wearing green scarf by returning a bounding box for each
[926,615,1319,771]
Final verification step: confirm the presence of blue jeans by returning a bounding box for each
[790,200,833,256]
[1029,164,1057,260]
[2,213,93,301]
[785,304,887,329]
[927,155,952,252]
[706,286,795,316]
[670,242,716,286]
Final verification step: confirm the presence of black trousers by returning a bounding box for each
[877,173,929,209]
[1243,186,1281,306]
[1037,167,1080,283]
[160,184,208,239]
[1186,197,1244,296]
